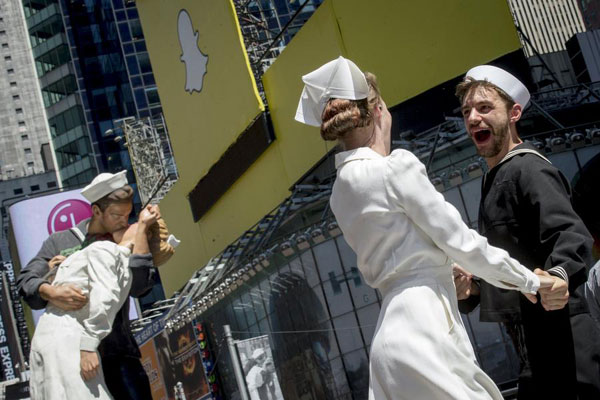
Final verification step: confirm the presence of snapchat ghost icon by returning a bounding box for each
[178,9,208,93]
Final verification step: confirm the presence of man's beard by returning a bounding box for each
[477,123,508,159]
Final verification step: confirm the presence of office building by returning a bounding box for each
[23,0,162,187]
[508,0,587,56]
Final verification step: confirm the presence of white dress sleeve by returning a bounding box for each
[79,243,130,351]
[384,149,539,294]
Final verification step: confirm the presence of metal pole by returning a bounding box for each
[224,325,249,400]
[529,99,565,129]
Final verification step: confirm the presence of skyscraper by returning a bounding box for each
[508,0,587,56]
[0,0,55,181]
[23,0,162,187]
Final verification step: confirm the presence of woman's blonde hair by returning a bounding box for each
[320,72,381,141]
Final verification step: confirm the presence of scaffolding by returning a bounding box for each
[121,115,179,207]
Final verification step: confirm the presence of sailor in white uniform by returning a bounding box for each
[294,57,555,400]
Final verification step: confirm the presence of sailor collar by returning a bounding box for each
[335,147,384,169]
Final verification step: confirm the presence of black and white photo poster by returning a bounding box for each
[236,335,283,400]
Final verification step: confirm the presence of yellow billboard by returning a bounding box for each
[137,0,264,183]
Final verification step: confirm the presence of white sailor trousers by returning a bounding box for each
[29,308,113,400]
[368,267,503,400]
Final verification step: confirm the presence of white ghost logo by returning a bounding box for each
[178,9,208,93]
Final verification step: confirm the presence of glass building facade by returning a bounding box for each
[22,0,161,187]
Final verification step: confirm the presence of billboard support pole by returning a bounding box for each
[224,325,249,400]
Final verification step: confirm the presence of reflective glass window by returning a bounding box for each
[142,73,155,86]
[126,55,139,75]
[300,250,320,287]
[232,296,248,330]
[127,8,139,19]
[118,22,131,42]
[241,291,257,327]
[130,20,143,40]
[313,240,344,281]
[342,348,370,397]
[134,40,146,52]
[322,272,353,317]
[115,10,126,21]
[332,312,363,354]
[137,52,152,73]
[329,357,351,397]
[356,302,380,346]
[123,42,134,54]
[131,76,142,87]
[146,87,160,105]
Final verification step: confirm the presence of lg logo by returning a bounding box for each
[47,200,92,234]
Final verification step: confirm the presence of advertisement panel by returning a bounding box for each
[140,339,168,400]
[153,323,211,400]
[8,190,93,324]
[8,190,92,270]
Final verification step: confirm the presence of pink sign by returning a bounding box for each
[46,199,93,234]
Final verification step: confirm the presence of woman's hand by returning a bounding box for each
[138,205,159,228]
[80,350,100,381]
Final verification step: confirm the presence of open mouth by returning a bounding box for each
[473,129,491,144]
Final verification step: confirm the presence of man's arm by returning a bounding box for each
[520,161,593,287]
[519,159,593,310]
[17,235,87,311]
[17,238,57,309]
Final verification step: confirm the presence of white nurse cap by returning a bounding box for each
[295,56,369,127]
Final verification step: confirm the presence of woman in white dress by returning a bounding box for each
[29,208,174,399]
[294,57,555,400]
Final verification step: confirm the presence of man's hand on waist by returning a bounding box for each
[39,283,88,311]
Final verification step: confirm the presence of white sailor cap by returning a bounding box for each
[465,65,530,108]
[81,170,128,203]
[251,348,265,359]
[295,56,369,127]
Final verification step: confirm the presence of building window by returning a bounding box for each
[13,188,23,195]
[7,67,13,74]
[30,184,40,191]
[15,107,22,114]
[12,94,19,100]
[24,148,31,154]
[1,43,8,49]
[21,134,28,140]
[0,30,6,36]
[10,81,16,87]
[146,87,160,105]
[47,181,57,188]
[27,161,34,167]
[4,55,10,61]
[18,121,25,126]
